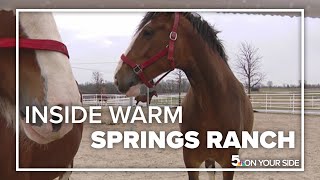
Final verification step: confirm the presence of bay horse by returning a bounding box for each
[135,90,158,105]
[114,12,254,180]
[0,10,83,180]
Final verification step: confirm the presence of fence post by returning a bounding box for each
[130,97,133,106]
[100,94,102,106]
[81,94,84,104]
[171,96,173,107]
[147,88,150,108]
[269,97,272,109]
[312,96,314,108]
[265,94,268,113]
[292,93,295,114]
[250,95,254,110]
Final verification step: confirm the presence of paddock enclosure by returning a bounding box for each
[69,109,319,179]
[82,90,320,115]
[0,2,316,179]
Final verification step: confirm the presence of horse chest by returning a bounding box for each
[0,120,83,180]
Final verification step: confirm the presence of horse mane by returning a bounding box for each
[137,12,229,66]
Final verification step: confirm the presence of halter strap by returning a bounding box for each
[0,38,69,58]
[121,12,180,88]
[168,12,180,67]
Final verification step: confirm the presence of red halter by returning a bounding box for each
[121,12,180,88]
[0,38,69,58]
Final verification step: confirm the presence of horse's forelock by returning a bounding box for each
[136,12,174,34]
[138,12,229,66]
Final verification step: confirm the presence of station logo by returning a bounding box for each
[231,155,300,167]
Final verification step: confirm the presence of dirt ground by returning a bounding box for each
[70,108,319,180]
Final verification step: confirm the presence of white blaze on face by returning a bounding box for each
[19,12,81,106]
[115,21,151,97]
[19,13,81,142]
[114,25,142,76]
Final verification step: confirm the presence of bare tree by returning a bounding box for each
[174,70,186,106]
[235,42,265,94]
[92,71,104,93]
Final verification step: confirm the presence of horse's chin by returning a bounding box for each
[20,120,53,144]
[20,118,71,145]
[126,84,141,97]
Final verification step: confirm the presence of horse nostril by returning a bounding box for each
[129,81,135,87]
[114,75,119,86]
[52,123,62,132]
[51,105,63,132]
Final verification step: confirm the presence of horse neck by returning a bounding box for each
[0,11,16,98]
[0,11,16,126]
[179,41,237,109]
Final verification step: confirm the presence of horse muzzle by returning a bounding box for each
[114,70,141,96]
[19,105,83,144]
[20,119,73,144]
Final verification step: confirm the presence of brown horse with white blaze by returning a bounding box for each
[114,12,254,180]
[0,10,83,180]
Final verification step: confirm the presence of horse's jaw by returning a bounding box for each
[126,84,141,97]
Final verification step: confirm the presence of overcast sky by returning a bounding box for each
[53,12,319,86]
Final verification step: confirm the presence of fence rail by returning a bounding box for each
[249,93,320,114]
[82,94,128,106]
[82,92,320,115]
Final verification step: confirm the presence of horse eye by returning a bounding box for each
[142,29,154,38]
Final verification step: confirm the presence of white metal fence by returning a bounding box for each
[249,92,320,114]
[82,92,320,115]
[82,94,129,106]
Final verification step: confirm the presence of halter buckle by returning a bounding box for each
[148,80,154,85]
[133,65,142,74]
[169,31,177,41]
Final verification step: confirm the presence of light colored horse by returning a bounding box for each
[0,10,83,180]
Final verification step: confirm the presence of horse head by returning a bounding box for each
[114,13,187,96]
[0,11,82,144]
